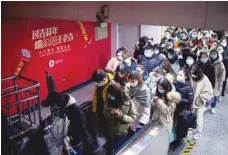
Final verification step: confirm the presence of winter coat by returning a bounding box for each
[222,47,228,78]
[142,70,149,81]
[127,83,151,127]
[124,59,137,73]
[63,94,86,145]
[170,60,180,74]
[106,57,122,73]
[173,82,194,137]
[190,75,213,109]
[197,60,216,88]
[92,73,114,113]
[174,82,194,112]
[114,73,128,87]
[152,91,181,134]
[211,54,226,96]
[103,98,137,138]
[141,55,162,73]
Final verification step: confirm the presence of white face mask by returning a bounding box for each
[144,50,153,58]
[221,41,227,47]
[117,55,123,61]
[129,81,138,87]
[186,58,194,65]
[154,49,159,55]
[165,34,170,39]
[124,58,131,65]
[96,81,105,87]
[161,44,166,48]
[217,47,224,54]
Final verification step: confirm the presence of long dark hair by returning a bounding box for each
[128,70,144,85]
[156,78,172,101]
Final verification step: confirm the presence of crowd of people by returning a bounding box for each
[45,27,228,155]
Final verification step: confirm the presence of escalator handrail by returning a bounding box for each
[113,121,153,155]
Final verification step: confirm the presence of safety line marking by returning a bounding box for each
[181,138,196,155]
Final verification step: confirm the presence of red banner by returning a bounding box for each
[2,17,111,103]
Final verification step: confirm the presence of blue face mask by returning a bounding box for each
[158,88,165,94]
[109,95,115,100]
[168,54,174,59]
[200,58,208,64]
[210,55,217,60]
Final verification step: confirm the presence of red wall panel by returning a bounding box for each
[1,17,111,104]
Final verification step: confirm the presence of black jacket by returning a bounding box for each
[64,94,86,145]
[174,82,194,137]
[222,47,228,78]
[141,55,162,73]
[197,60,216,88]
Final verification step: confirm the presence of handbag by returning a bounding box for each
[179,105,197,129]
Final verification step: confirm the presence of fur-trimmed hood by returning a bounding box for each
[166,91,181,104]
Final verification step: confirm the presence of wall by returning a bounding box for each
[111,23,118,56]
[1,17,111,102]
[140,25,162,45]
[3,1,228,30]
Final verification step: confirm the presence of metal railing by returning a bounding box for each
[1,75,42,140]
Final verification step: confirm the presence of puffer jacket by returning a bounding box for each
[92,73,114,113]
[103,98,137,138]
[141,55,162,73]
[211,54,226,96]
[190,75,213,109]
[152,91,181,133]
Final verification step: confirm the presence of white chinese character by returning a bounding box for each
[60,46,63,50]
[43,38,49,47]
[50,36,58,46]
[51,48,54,52]
[47,49,50,53]
[67,45,70,49]
[64,45,67,49]
[35,40,44,49]
[68,33,74,41]
[32,30,39,40]
[62,34,68,42]
[57,35,62,44]
[46,27,53,37]
[39,29,46,38]
[57,46,60,51]
[52,27,58,35]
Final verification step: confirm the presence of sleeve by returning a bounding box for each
[199,78,213,103]
[103,102,115,120]
[210,65,216,88]
[155,99,176,115]
[105,58,115,73]
[180,86,194,107]
[92,86,97,113]
[219,62,226,84]
[120,101,137,123]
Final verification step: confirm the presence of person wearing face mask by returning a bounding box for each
[175,31,189,48]
[189,29,199,40]
[91,69,114,136]
[170,32,178,45]
[171,69,194,150]
[126,71,151,132]
[209,49,226,113]
[136,64,149,81]
[106,47,125,74]
[151,78,181,142]
[166,39,174,50]
[189,64,213,141]
[188,39,199,54]
[219,37,228,99]
[114,63,129,88]
[141,46,162,73]
[197,52,216,89]
[103,84,137,153]
[145,66,165,94]
[153,44,167,60]
[183,54,197,81]
[123,50,137,73]
[167,48,180,74]
[134,36,153,63]
[160,38,168,53]
[210,40,219,50]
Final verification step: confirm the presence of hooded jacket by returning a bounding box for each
[190,75,213,109]
[103,97,137,138]
[63,94,86,145]
[92,73,114,113]
[152,91,181,133]
[211,54,226,96]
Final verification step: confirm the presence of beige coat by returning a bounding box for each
[190,75,213,109]
[152,91,181,133]
[212,55,226,96]
[105,57,121,73]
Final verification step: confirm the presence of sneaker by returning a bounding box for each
[211,108,216,114]
[193,133,201,141]
[186,130,193,140]
[218,96,222,102]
